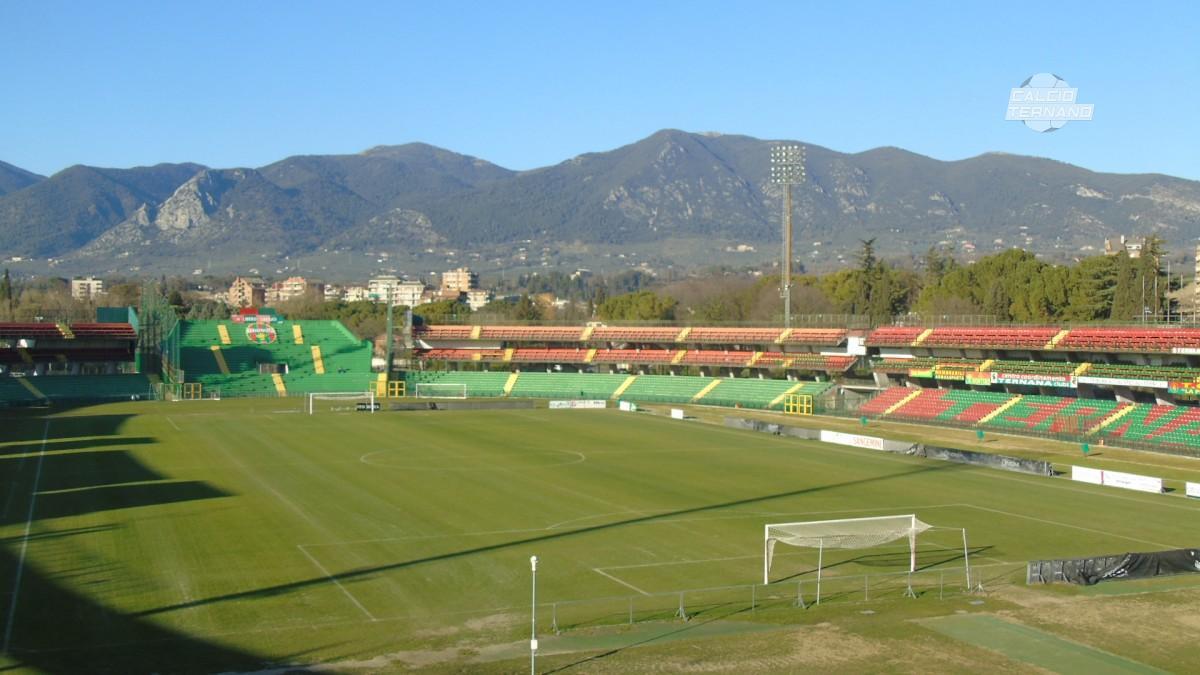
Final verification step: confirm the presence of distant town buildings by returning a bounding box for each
[212,267,490,311]
[1105,235,1145,259]
[70,276,104,300]
[266,276,324,304]
[441,267,479,293]
[227,277,266,308]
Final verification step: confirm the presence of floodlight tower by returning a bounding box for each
[769,145,806,327]
[529,555,538,674]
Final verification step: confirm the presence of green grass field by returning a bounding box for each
[2,399,1199,673]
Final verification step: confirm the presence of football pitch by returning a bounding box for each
[2,400,1199,673]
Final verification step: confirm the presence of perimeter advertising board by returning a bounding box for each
[549,400,606,409]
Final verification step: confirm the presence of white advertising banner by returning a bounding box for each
[1187,482,1200,499]
[1071,465,1104,486]
[670,408,685,420]
[1171,347,1200,355]
[1102,470,1163,494]
[1077,376,1168,389]
[618,400,638,412]
[1071,466,1163,493]
[819,430,886,451]
[549,400,606,410]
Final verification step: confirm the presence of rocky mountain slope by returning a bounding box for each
[1,131,1197,275]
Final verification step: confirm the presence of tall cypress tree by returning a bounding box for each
[0,268,11,319]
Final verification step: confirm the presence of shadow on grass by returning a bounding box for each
[542,602,759,673]
[0,436,156,459]
[0,410,284,674]
[138,460,970,618]
[773,545,995,583]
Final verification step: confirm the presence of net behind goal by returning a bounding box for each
[764,514,932,585]
[307,391,376,414]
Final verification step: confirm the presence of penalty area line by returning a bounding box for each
[297,545,378,622]
[592,568,650,596]
[2,419,50,653]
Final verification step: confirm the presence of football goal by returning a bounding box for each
[764,514,972,599]
[307,391,377,414]
[413,383,468,399]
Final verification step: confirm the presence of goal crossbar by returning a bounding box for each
[307,391,376,414]
[764,514,932,585]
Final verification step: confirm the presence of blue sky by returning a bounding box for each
[2,1,1197,179]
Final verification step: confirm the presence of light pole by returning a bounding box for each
[769,144,806,327]
[530,555,538,675]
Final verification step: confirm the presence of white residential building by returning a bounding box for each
[70,276,104,300]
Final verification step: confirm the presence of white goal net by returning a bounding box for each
[413,383,468,399]
[307,391,377,415]
[764,514,933,585]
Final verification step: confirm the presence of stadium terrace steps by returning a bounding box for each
[976,395,1023,425]
[1101,404,1200,450]
[1089,403,1135,434]
[620,374,715,403]
[180,320,371,397]
[6,374,152,401]
[16,376,45,400]
[980,395,1120,434]
[611,375,637,399]
[508,372,630,400]
[404,370,511,397]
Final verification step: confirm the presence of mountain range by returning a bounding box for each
[2,130,1199,279]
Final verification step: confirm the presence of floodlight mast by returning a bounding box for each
[530,555,538,675]
[769,145,806,328]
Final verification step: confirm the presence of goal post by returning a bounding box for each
[307,391,376,415]
[763,515,931,585]
[413,383,468,399]
[763,515,973,599]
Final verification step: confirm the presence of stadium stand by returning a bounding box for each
[779,329,848,346]
[617,374,716,403]
[20,374,151,401]
[1084,363,1199,382]
[876,389,1014,424]
[510,348,590,363]
[478,326,585,341]
[415,325,475,340]
[179,319,372,397]
[508,372,630,399]
[919,327,1060,349]
[591,348,677,364]
[686,327,785,344]
[857,387,918,416]
[701,379,833,410]
[978,395,1120,434]
[864,327,924,347]
[589,327,683,342]
[1101,404,1200,450]
[0,323,65,339]
[681,350,754,367]
[1057,327,1200,352]
[404,370,510,397]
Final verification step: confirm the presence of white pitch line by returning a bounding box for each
[960,503,1178,549]
[165,416,181,432]
[2,419,50,653]
[297,545,377,621]
[592,568,650,596]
